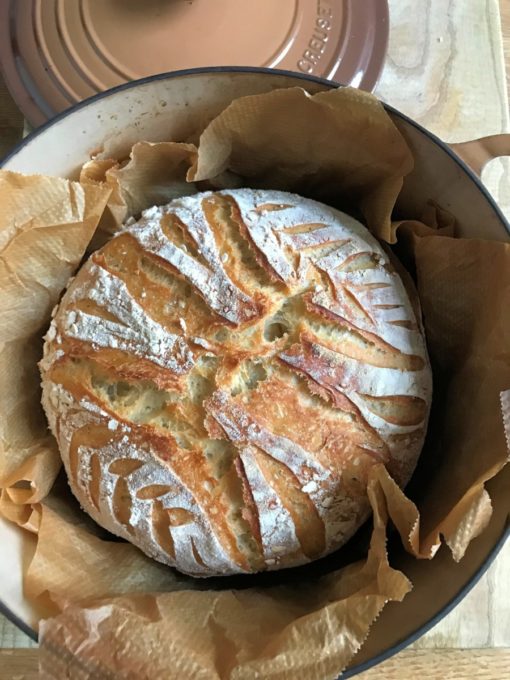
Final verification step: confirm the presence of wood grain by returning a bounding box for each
[501,0,510,93]
[377,0,510,226]
[1,648,510,680]
[357,649,510,679]
[0,650,38,680]
[375,0,509,141]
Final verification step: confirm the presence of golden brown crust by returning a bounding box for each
[234,456,262,547]
[40,189,432,576]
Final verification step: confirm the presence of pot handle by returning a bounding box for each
[450,134,510,177]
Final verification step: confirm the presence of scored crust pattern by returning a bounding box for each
[40,189,432,576]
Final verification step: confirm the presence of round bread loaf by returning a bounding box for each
[40,189,432,577]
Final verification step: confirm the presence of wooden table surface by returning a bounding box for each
[1,1,509,678]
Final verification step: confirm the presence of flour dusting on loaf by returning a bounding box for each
[40,189,432,576]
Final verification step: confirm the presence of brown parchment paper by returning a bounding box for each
[79,141,198,249]
[0,86,509,680]
[0,172,111,503]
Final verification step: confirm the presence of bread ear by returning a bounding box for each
[381,243,424,332]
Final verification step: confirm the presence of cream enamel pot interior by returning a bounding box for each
[0,67,509,677]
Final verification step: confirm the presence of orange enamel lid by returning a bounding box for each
[0,0,388,126]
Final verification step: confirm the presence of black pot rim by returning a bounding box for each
[1,65,509,675]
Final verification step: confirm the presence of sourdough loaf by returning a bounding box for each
[40,189,432,577]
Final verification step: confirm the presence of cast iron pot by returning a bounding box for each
[1,67,509,677]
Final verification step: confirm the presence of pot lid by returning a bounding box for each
[0,0,389,127]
